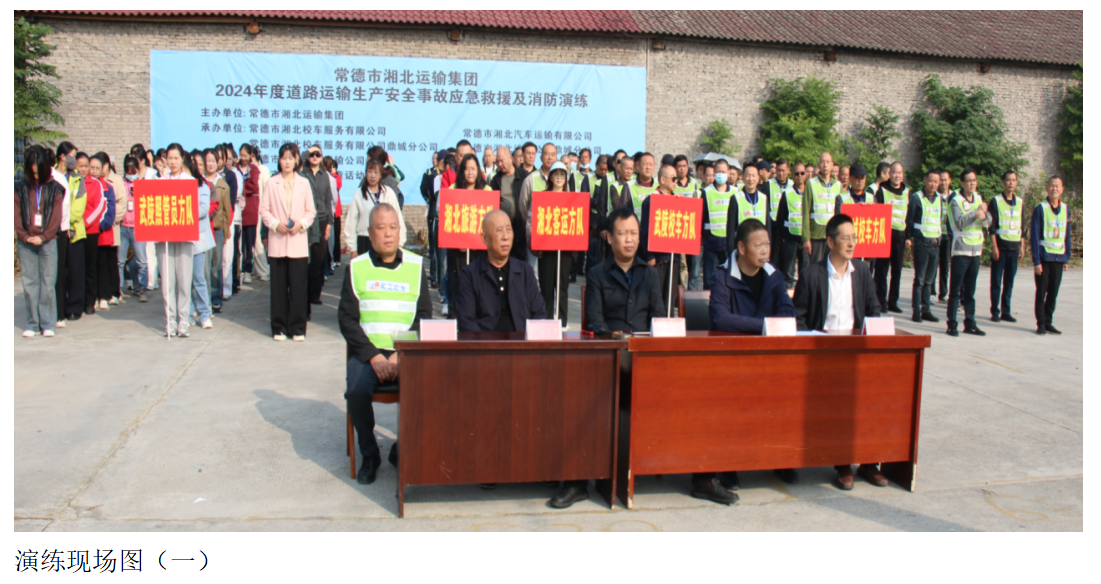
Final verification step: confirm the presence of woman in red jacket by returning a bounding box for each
[81,153,107,315]
[88,153,118,311]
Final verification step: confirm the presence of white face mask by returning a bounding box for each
[125,173,139,181]
[714,173,728,185]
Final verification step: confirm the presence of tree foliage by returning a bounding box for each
[1057,64,1083,190]
[846,104,901,171]
[911,74,1027,195]
[15,17,66,145]
[699,118,742,157]
[758,75,843,165]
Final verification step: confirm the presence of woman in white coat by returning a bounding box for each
[343,158,405,258]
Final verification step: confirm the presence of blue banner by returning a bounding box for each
[150,50,647,205]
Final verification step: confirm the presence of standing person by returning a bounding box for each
[489,145,525,262]
[945,168,991,337]
[344,158,405,258]
[87,153,118,311]
[1031,176,1071,335]
[514,141,538,186]
[701,159,735,289]
[989,170,1022,322]
[238,144,261,284]
[872,162,909,313]
[78,152,105,315]
[534,161,577,329]
[483,146,497,183]
[935,169,957,302]
[439,140,475,191]
[638,165,682,313]
[251,146,272,283]
[801,152,841,265]
[219,144,240,299]
[302,145,335,310]
[324,156,344,271]
[260,143,317,341]
[725,164,769,254]
[627,153,657,215]
[47,146,71,329]
[774,161,808,289]
[833,163,874,268]
[102,153,129,305]
[205,148,232,313]
[905,170,943,323]
[185,154,215,330]
[118,156,149,303]
[446,154,492,318]
[764,158,794,267]
[587,154,612,275]
[871,161,891,195]
[519,143,558,271]
[56,143,87,321]
[16,146,66,337]
[837,165,850,194]
[156,144,200,337]
[422,149,447,287]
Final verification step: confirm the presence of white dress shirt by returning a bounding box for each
[824,255,855,331]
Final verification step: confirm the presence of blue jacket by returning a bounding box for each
[1029,201,1072,264]
[709,251,796,333]
[457,254,547,332]
[99,183,116,233]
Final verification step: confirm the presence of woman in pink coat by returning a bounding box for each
[259,143,317,341]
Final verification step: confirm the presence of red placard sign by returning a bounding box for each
[646,194,703,255]
[438,188,500,250]
[530,191,590,252]
[133,179,200,243]
[840,203,893,258]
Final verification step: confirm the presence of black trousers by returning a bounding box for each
[83,239,99,310]
[947,255,980,329]
[54,232,68,320]
[346,354,386,461]
[911,244,939,316]
[307,241,326,303]
[936,236,952,299]
[269,256,308,336]
[990,246,1019,318]
[538,251,574,327]
[446,248,483,315]
[874,230,906,309]
[779,238,805,289]
[808,238,828,264]
[241,224,257,274]
[332,217,342,264]
[1034,261,1064,327]
[97,245,119,301]
[66,239,85,319]
[654,257,682,318]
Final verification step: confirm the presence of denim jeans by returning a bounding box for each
[910,243,939,316]
[688,245,704,290]
[18,239,58,332]
[989,246,1019,318]
[209,230,224,307]
[947,255,980,329]
[190,251,212,324]
[117,226,148,291]
[428,218,440,284]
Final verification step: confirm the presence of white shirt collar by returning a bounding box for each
[826,255,854,278]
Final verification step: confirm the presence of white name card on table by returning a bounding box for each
[525,319,562,341]
[862,316,896,336]
[762,317,797,336]
[651,317,686,338]
[419,319,457,341]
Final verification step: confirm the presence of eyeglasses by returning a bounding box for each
[309,152,322,158]
[832,236,858,244]
[794,172,806,176]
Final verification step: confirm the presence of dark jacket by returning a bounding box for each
[15,179,65,244]
[1030,200,1072,265]
[302,167,334,244]
[904,189,943,247]
[338,248,433,363]
[709,252,795,333]
[724,188,771,254]
[457,254,546,332]
[792,258,880,331]
[242,162,261,226]
[421,166,440,222]
[222,168,239,212]
[584,256,665,333]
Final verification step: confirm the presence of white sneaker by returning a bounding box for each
[98,299,109,310]
[42,330,55,338]
[561,325,569,332]
[201,319,213,329]
[243,273,252,284]
[108,296,119,305]
[260,276,269,282]
[56,320,66,328]
[273,333,287,341]
[292,334,305,342]
[22,330,37,338]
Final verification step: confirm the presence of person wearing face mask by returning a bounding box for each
[701,159,735,289]
[569,148,596,195]
[118,155,149,303]
[872,162,910,314]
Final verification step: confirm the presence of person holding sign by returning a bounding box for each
[340,203,432,485]
[584,207,665,334]
[533,161,578,329]
[833,163,874,268]
[156,144,201,338]
[1030,176,1071,336]
[945,169,992,337]
[905,170,944,324]
[456,210,545,332]
[872,162,910,314]
[708,219,795,334]
[445,154,493,317]
[638,165,682,311]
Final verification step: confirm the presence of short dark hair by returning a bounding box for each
[522,141,537,152]
[875,161,891,177]
[775,158,789,167]
[75,151,89,162]
[1049,175,1064,186]
[926,169,941,179]
[1001,169,1018,180]
[580,148,592,158]
[456,139,472,149]
[960,168,978,181]
[674,154,689,165]
[595,154,610,166]
[613,149,627,160]
[714,159,729,171]
[826,213,853,240]
[605,206,638,232]
[734,218,768,248]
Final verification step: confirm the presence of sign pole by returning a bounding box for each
[554,249,561,323]
[466,249,470,265]
[668,257,674,318]
[165,242,171,341]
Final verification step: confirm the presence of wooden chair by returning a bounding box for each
[346,344,400,478]
[682,289,712,331]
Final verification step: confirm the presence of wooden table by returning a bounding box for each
[394,332,627,517]
[617,330,931,509]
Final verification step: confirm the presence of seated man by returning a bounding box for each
[584,207,666,334]
[793,213,886,491]
[340,203,432,485]
[456,209,546,332]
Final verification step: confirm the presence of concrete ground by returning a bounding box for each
[13,261,1082,532]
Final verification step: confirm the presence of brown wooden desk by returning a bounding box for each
[617,330,931,509]
[394,332,627,517]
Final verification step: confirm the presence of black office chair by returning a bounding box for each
[682,290,712,331]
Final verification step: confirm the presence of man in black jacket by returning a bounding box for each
[584,207,666,333]
[792,214,886,491]
[456,210,546,332]
[421,149,447,287]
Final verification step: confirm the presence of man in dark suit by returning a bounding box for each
[584,207,665,334]
[792,213,886,491]
[456,210,546,333]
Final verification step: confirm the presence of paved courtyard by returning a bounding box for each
[13,263,1082,532]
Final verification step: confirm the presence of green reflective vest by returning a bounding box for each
[768,179,795,222]
[784,188,803,236]
[952,194,984,246]
[531,172,547,193]
[674,177,701,197]
[350,251,423,351]
[807,177,841,226]
[993,195,1022,242]
[570,171,595,195]
[703,184,734,237]
[1039,201,1067,255]
[914,194,943,239]
[627,180,653,215]
[881,186,910,231]
[732,190,768,231]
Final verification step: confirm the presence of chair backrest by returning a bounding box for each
[580,284,587,331]
[683,290,712,331]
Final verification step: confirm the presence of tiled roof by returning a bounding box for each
[27,10,1081,65]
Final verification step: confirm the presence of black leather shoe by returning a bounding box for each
[718,471,740,491]
[921,312,940,323]
[548,484,588,508]
[356,453,382,485]
[1036,326,1046,335]
[479,483,497,490]
[1045,324,1062,335]
[946,327,959,337]
[774,468,799,485]
[990,314,1001,322]
[911,314,922,323]
[388,442,399,467]
[1002,314,1017,323]
[887,305,903,314]
[963,325,986,336]
[690,478,738,505]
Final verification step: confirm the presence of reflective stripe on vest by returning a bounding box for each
[768,179,794,222]
[628,181,653,215]
[350,251,423,351]
[704,185,733,236]
[881,187,909,231]
[808,178,841,225]
[952,195,984,245]
[532,173,547,193]
[784,189,803,234]
[994,195,1022,241]
[915,194,942,238]
[733,190,768,228]
[1040,201,1066,254]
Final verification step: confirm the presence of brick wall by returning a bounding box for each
[41,18,1073,186]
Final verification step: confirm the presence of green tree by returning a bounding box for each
[911,74,1027,195]
[846,104,901,171]
[699,118,742,157]
[15,17,66,145]
[758,75,843,165]
[1057,64,1083,190]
